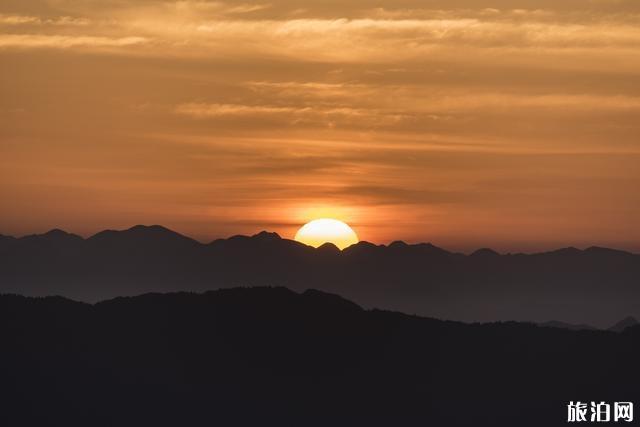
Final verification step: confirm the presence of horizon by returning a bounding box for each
[3,219,640,328]
[4,223,639,256]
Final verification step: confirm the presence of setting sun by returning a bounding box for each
[294,219,359,250]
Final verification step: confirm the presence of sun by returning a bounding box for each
[294,218,359,250]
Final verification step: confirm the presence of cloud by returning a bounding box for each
[184,18,640,58]
[174,102,409,128]
[175,103,300,117]
[2,3,640,62]
[0,14,91,26]
[0,14,40,25]
[173,93,640,133]
[244,81,640,111]
[0,34,148,49]
[181,2,272,15]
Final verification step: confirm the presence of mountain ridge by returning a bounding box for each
[1,286,639,426]
[5,224,638,256]
[1,224,639,327]
[608,316,639,332]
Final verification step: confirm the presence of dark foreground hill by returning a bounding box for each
[2,225,640,326]
[1,287,639,427]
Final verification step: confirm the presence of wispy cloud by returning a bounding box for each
[3,6,640,59]
[0,14,41,25]
[174,102,408,128]
[0,34,148,49]
[0,14,91,26]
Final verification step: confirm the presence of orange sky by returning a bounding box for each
[1,0,640,252]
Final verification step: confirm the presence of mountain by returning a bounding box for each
[608,316,639,332]
[87,224,200,249]
[1,287,639,427]
[470,247,501,258]
[1,225,639,327]
[539,320,598,331]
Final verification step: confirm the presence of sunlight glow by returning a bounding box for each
[294,218,359,250]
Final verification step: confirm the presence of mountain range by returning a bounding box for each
[1,225,639,327]
[1,287,639,427]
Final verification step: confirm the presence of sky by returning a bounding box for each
[1,0,640,252]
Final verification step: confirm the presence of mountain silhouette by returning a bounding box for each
[539,320,598,331]
[1,287,638,427]
[88,224,200,248]
[608,316,639,332]
[1,225,640,327]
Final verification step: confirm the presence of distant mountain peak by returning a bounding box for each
[317,242,340,253]
[21,228,83,243]
[251,231,282,241]
[96,224,180,236]
[471,248,500,257]
[548,247,582,255]
[342,240,379,255]
[88,224,198,246]
[608,316,639,333]
[413,242,451,255]
[44,228,73,236]
[389,240,409,248]
[127,224,175,234]
[539,320,597,331]
[352,241,378,248]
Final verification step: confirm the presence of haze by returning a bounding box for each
[1,0,640,252]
